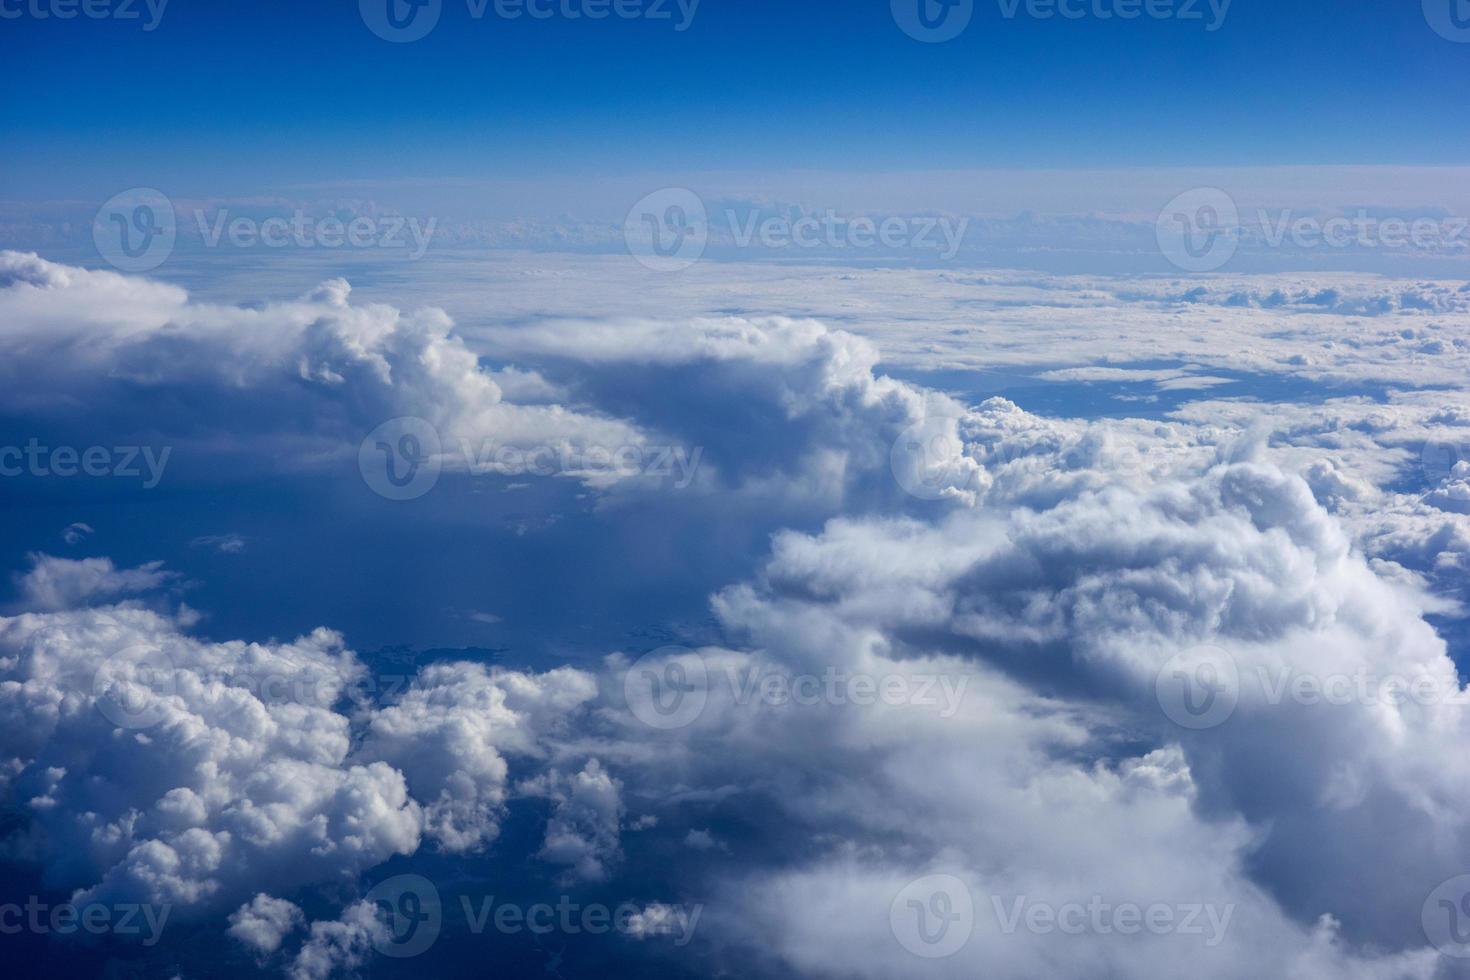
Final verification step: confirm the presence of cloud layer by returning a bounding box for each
[2,252,1470,979]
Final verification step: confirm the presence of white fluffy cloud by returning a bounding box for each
[0,555,600,931]
[228,893,305,956]
[10,553,178,612]
[0,593,420,914]
[0,250,647,484]
[360,660,598,853]
[522,758,624,883]
[288,900,387,980]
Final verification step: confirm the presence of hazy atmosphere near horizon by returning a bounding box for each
[5,2,1470,978]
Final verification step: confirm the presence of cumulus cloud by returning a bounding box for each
[523,758,624,883]
[678,451,1468,960]
[0,250,648,486]
[12,553,177,611]
[0,595,418,913]
[288,901,387,980]
[0,580,625,919]
[483,313,982,508]
[359,660,597,853]
[228,893,305,956]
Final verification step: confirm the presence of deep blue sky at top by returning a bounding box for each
[1,0,1468,198]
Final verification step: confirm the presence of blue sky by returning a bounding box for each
[3,0,1468,200]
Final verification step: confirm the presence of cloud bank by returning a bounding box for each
[2,252,1470,979]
